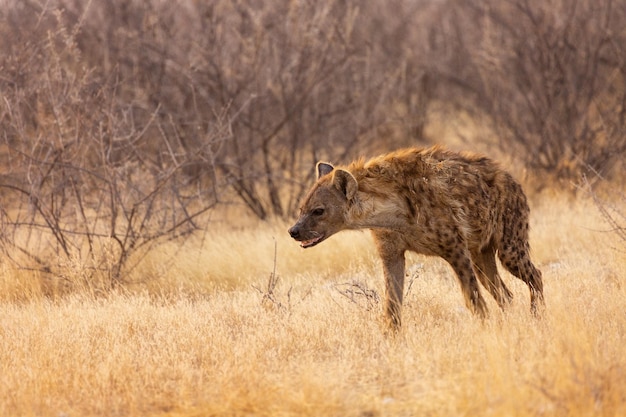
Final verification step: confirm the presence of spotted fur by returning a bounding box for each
[289,146,544,328]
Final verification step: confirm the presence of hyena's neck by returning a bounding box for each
[346,192,408,230]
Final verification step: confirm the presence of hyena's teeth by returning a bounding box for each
[301,239,315,247]
[301,235,323,248]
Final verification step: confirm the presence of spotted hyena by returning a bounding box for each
[288,146,544,328]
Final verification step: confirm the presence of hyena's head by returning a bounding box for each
[288,162,358,248]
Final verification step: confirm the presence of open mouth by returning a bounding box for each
[300,234,325,248]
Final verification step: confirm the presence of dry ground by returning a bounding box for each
[1,195,625,416]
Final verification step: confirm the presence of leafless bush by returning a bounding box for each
[61,0,434,219]
[0,3,224,286]
[334,281,380,312]
[581,173,626,251]
[3,0,435,286]
[178,0,435,218]
[253,239,288,311]
[424,0,626,185]
[252,239,313,312]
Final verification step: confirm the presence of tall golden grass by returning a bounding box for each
[1,195,625,417]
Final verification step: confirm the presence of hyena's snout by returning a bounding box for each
[288,224,301,239]
[288,221,326,248]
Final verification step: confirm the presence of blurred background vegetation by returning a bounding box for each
[1,0,624,285]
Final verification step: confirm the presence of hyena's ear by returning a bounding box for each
[316,162,334,179]
[333,169,358,201]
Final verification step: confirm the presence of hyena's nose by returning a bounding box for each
[288,226,300,239]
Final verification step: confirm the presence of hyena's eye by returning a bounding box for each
[311,208,325,216]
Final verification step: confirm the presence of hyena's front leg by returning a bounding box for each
[372,231,406,329]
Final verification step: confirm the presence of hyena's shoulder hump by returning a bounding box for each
[347,147,430,188]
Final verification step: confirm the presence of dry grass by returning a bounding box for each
[1,195,625,417]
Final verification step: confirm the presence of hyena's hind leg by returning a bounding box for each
[498,212,544,314]
[498,243,544,314]
[498,181,545,314]
[444,246,489,318]
[471,243,513,309]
